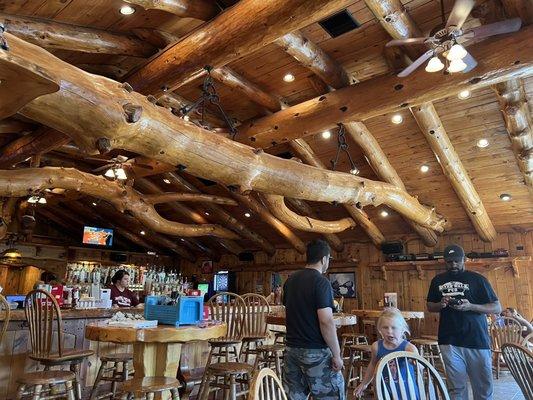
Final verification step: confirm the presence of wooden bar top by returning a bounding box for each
[1,307,143,321]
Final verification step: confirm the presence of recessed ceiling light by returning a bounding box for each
[92,202,97,206]
[458,90,471,100]
[205,212,210,216]
[380,210,389,217]
[140,230,146,235]
[349,167,359,175]
[283,73,295,83]
[391,114,403,124]
[321,130,331,139]
[499,193,512,201]
[120,5,135,15]
[244,212,251,218]
[420,164,430,173]
[477,138,489,148]
[163,178,171,184]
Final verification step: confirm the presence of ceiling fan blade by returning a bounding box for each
[446,0,475,29]
[386,37,429,47]
[462,53,478,73]
[465,18,522,40]
[92,164,113,173]
[398,50,434,78]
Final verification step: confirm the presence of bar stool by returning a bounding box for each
[198,362,254,400]
[117,377,180,400]
[345,344,372,393]
[89,352,134,400]
[411,338,446,376]
[340,333,368,358]
[16,371,77,400]
[253,344,285,376]
[240,294,270,363]
[25,289,94,400]
[270,329,285,345]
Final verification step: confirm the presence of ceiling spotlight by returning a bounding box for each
[447,59,467,73]
[283,73,295,83]
[425,56,444,73]
[499,193,512,201]
[120,5,135,15]
[244,212,251,218]
[349,167,359,175]
[391,114,403,124]
[380,210,389,218]
[321,130,331,139]
[92,202,97,206]
[205,212,210,216]
[163,178,171,184]
[458,90,471,100]
[477,138,489,148]
[140,230,146,235]
[420,164,430,173]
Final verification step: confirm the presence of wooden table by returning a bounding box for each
[85,322,226,399]
[350,309,425,337]
[266,312,357,328]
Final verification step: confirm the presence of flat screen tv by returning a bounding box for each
[83,226,113,246]
[197,283,209,296]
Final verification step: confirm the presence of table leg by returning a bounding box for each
[133,342,182,400]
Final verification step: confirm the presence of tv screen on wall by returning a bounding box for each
[82,226,113,247]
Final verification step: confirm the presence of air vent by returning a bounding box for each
[319,10,360,38]
[276,151,293,159]
[197,177,217,186]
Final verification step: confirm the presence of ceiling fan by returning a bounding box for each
[91,155,152,180]
[386,0,522,77]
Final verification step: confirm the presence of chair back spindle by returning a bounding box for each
[242,293,270,338]
[0,293,10,343]
[375,351,450,400]
[501,343,533,399]
[208,292,245,341]
[247,368,287,400]
[25,289,63,358]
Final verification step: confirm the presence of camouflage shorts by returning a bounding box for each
[283,347,345,400]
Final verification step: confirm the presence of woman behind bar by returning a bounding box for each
[110,269,139,308]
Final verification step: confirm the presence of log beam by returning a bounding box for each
[2,33,447,232]
[410,102,497,242]
[0,129,70,168]
[229,191,306,254]
[0,197,18,240]
[344,122,439,246]
[492,79,533,190]
[0,118,35,134]
[0,167,238,239]
[274,31,352,89]
[162,172,276,255]
[237,26,533,148]
[145,192,237,206]
[261,194,356,234]
[124,0,353,94]
[289,139,386,246]
[0,13,157,57]
[124,0,219,20]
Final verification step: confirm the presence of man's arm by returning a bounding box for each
[317,307,342,372]
[453,300,502,314]
[427,296,451,313]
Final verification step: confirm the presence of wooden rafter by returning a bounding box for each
[237,26,533,148]
[124,0,219,20]
[0,33,449,233]
[410,102,497,242]
[144,192,237,206]
[124,0,354,94]
[492,79,533,190]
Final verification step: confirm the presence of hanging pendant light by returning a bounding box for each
[446,44,467,61]
[448,58,467,73]
[425,56,444,73]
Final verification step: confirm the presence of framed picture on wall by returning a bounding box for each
[329,272,356,298]
[201,260,213,274]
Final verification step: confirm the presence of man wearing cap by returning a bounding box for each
[427,245,501,400]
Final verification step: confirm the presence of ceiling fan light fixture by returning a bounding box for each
[38,197,47,204]
[446,44,467,61]
[115,167,128,180]
[425,56,444,73]
[447,58,467,73]
[27,196,39,204]
[104,168,116,179]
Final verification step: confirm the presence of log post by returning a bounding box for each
[229,191,306,254]
[124,0,353,94]
[344,122,439,246]
[124,0,219,20]
[162,172,276,256]
[289,138,386,246]
[410,102,497,242]
[0,13,157,57]
[492,79,533,190]
[285,197,345,252]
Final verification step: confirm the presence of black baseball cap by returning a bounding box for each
[443,245,465,262]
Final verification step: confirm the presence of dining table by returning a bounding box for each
[350,309,425,337]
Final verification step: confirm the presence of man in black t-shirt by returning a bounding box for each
[282,239,345,400]
[427,245,501,400]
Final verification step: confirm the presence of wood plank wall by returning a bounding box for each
[181,232,533,336]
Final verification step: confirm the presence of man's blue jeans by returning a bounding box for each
[440,344,493,400]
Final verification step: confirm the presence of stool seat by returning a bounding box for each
[208,362,254,375]
[411,339,439,345]
[30,349,95,364]
[209,338,241,346]
[120,377,180,396]
[257,344,285,352]
[17,370,76,386]
[99,352,133,362]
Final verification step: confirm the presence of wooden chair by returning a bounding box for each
[253,344,285,376]
[240,293,270,363]
[490,317,524,379]
[375,351,450,400]
[410,338,446,377]
[522,332,533,350]
[0,293,11,343]
[247,368,287,400]
[501,343,533,400]
[199,362,254,400]
[25,289,94,399]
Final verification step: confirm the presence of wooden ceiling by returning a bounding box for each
[0,0,532,259]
